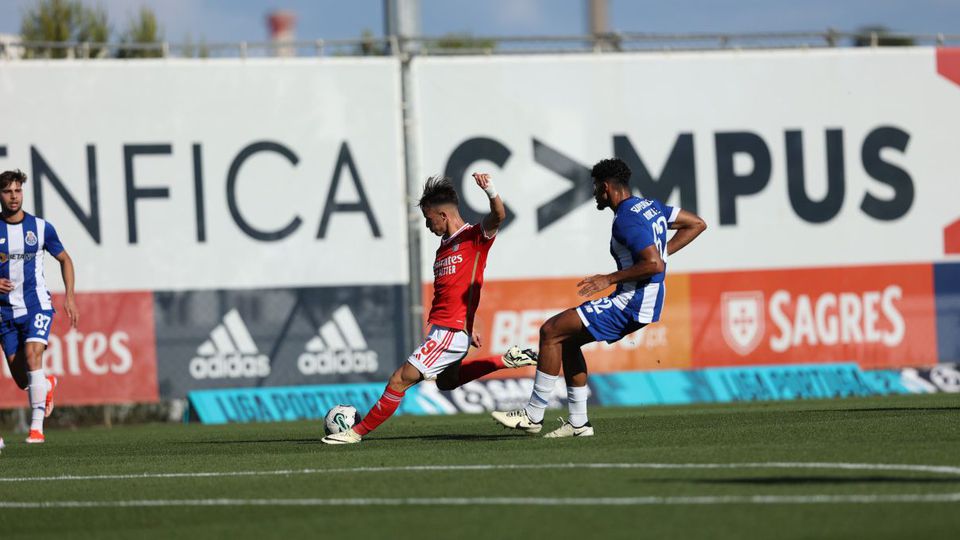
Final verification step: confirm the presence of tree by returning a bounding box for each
[116,7,163,58]
[431,33,497,52]
[355,29,386,56]
[852,25,915,47]
[181,33,210,58]
[355,30,497,56]
[20,0,109,58]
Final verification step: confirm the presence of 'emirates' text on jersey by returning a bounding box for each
[609,196,678,324]
[427,223,495,334]
[0,213,64,320]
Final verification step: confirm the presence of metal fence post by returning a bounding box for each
[398,44,424,353]
[386,0,425,353]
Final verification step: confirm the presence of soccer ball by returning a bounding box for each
[324,405,360,435]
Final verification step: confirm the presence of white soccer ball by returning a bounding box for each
[324,405,360,435]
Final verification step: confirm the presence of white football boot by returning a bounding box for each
[502,346,538,368]
[0,436,5,453]
[321,429,362,445]
[491,408,542,434]
[543,418,594,438]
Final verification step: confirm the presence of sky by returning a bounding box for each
[0,0,958,43]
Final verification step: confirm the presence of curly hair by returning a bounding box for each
[418,175,459,208]
[591,158,631,186]
[0,169,27,190]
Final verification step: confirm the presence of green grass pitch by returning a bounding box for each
[1,393,959,539]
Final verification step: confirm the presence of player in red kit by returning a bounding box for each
[322,173,536,444]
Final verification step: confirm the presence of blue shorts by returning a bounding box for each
[576,298,646,344]
[0,309,55,357]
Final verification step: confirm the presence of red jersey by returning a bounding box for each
[427,223,495,334]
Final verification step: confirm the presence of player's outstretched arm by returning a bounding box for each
[54,250,79,328]
[577,244,664,297]
[474,172,505,237]
[666,209,706,255]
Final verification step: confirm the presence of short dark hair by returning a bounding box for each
[0,169,27,190]
[418,175,459,208]
[591,158,631,186]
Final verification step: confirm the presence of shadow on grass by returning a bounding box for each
[826,406,960,413]
[652,476,960,485]
[183,438,325,445]
[182,433,525,445]
[368,433,526,442]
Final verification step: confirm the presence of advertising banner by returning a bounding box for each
[934,262,960,362]
[4,49,959,411]
[900,363,960,393]
[188,362,908,424]
[689,263,938,369]
[154,285,407,398]
[0,292,158,407]
[188,377,572,424]
[0,59,407,291]
[413,49,960,282]
[591,363,908,407]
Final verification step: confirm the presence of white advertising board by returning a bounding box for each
[412,48,960,280]
[0,59,407,291]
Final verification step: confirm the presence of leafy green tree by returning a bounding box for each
[363,30,498,55]
[357,29,386,56]
[20,0,109,58]
[117,6,163,58]
[431,33,497,52]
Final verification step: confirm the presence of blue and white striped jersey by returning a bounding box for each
[609,196,678,324]
[0,213,64,320]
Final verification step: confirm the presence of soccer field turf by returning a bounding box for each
[1,394,958,539]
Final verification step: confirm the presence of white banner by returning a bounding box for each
[0,58,407,291]
[412,48,960,280]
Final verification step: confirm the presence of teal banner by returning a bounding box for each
[188,363,911,424]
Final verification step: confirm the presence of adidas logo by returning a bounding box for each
[189,309,270,380]
[298,305,379,376]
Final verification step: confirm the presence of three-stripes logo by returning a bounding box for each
[190,309,270,380]
[298,305,379,376]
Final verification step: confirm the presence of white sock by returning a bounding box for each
[28,369,47,433]
[567,385,590,427]
[524,370,559,423]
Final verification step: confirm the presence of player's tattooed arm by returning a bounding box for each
[474,172,505,237]
[577,244,665,297]
[54,250,79,328]
[666,209,706,255]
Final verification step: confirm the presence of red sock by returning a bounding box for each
[354,386,405,436]
[457,355,507,386]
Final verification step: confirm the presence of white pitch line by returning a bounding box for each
[2,462,960,483]
[2,493,960,509]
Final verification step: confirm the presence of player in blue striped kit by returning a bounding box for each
[493,158,706,437]
[0,169,78,444]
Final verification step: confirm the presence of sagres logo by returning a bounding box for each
[721,287,907,355]
[767,286,904,352]
[722,291,765,356]
[190,309,269,379]
[298,305,379,375]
